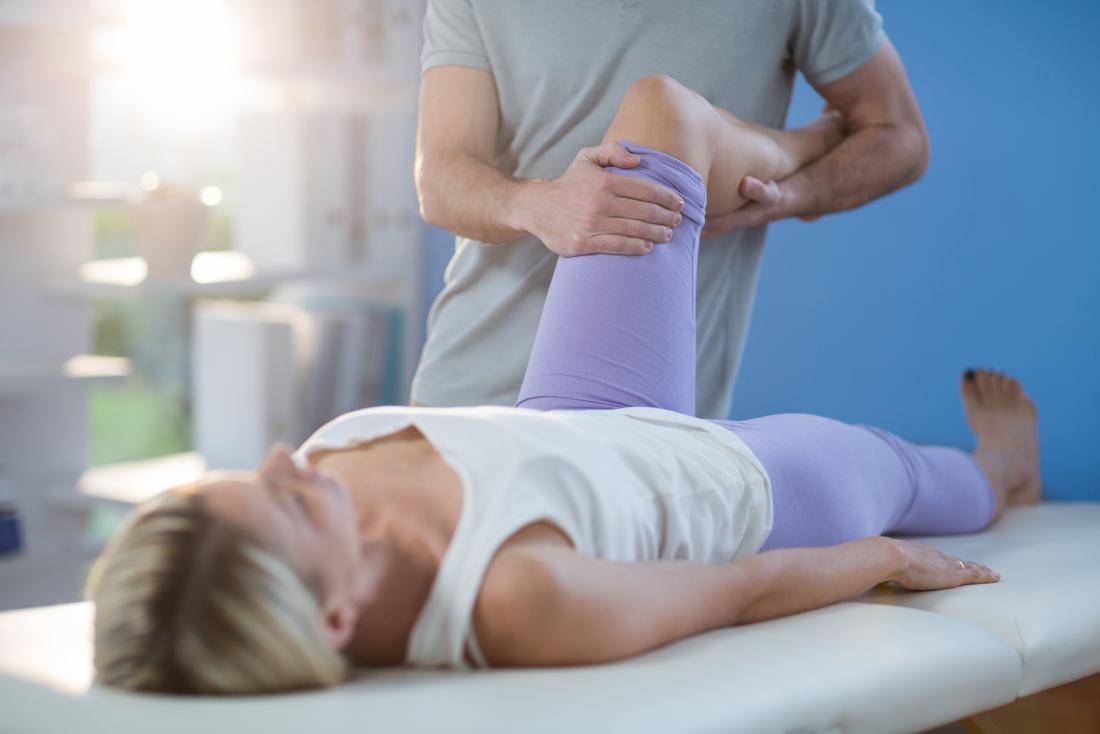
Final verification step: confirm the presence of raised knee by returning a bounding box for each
[625,75,688,102]
[613,76,716,167]
[620,75,700,122]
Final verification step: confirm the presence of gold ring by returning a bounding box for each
[957,559,966,569]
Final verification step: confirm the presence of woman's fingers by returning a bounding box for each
[957,557,1001,583]
[893,540,1002,589]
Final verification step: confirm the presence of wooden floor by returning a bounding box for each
[959,672,1100,734]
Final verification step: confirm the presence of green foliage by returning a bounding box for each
[87,381,190,465]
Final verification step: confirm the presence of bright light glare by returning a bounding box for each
[200,186,223,206]
[138,171,160,192]
[191,251,255,284]
[63,355,131,379]
[79,257,148,286]
[95,0,243,133]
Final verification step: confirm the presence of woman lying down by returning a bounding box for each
[88,76,1041,694]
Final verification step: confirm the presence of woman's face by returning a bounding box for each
[188,443,364,647]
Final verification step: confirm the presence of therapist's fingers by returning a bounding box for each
[602,217,673,244]
[740,176,781,206]
[701,177,786,238]
[610,174,685,214]
[701,207,761,238]
[608,197,683,228]
[586,234,653,256]
[583,141,642,170]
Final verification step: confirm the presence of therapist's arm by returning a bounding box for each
[473,536,999,667]
[703,39,929,236]
[416,66,684,256]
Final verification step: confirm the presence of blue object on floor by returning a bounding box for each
[0,503,22,555]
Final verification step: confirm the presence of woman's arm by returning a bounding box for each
[472,536,997,667]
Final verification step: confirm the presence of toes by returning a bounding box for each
[961,369,983,404]
[990,372,1011,403]
[990,370,1029,408]
[975,369,998,403]
[982,369,1014,405]
[963,368,1033,409]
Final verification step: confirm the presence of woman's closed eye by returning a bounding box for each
[283,487,313,521]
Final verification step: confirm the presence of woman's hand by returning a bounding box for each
[885,538,1001,591]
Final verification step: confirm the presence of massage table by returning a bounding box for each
[1,502,1097,734]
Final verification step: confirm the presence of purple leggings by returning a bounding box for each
[515,142,996,550]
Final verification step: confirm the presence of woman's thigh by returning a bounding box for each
[713,414,995,550]
[715,414,910,550]
[515,143,706,414]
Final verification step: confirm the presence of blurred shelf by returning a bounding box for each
[0,355,131,396]
[0,535,102,613]
[65,181,132,206]
[0,182,132,214]
[0,449,197,608]
[78,451,206,507]
[51,251,414,302]
[0,1,94,28]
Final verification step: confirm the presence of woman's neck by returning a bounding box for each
[345,529,440,666]
[312,426,465,665]
[314,427,463,561]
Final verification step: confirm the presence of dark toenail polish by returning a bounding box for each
[964,369,975,381]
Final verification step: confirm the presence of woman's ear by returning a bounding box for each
[323,599,359,650]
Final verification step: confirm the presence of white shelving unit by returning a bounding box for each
[0,0,113,610]
[50,252,415,303]
[0,355,130,396]
[0,0,427,610]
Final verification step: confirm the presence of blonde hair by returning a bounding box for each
[85,490,348,694]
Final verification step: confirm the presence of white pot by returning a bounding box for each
[129,198,210,279]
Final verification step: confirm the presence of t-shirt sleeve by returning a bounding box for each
[421,0,491,74]
[790,0,886,87]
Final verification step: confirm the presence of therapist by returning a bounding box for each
[411,0,928,419]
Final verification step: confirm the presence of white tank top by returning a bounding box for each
[292,405,772,669]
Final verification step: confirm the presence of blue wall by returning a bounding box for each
[419,1,1100,500]
[731,0,1100,500]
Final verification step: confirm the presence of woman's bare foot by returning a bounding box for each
[961,369,1042,523]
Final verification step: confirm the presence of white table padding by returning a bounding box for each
[1,501,1097,734]
[859,502,1100,695]
[0,601,1020,734]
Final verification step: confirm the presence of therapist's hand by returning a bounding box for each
[700,176,818,238]
[519,142,685,257]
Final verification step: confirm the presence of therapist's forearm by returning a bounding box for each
[781,122,928,218]
[416,149,539,244]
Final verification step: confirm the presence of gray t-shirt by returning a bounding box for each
[412,0,884,419]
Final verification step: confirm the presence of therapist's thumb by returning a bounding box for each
[585,141,641,169]
[740,176,781,206]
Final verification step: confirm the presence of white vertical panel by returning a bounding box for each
[192,301,300,470]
